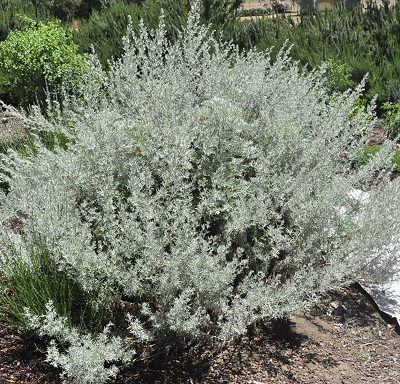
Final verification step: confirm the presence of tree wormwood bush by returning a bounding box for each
[1,3,400,383]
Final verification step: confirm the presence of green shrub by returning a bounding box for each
[1,4,400,383]
[0,18,87,107]
[394,149,400,171]
[74,0,191,67]
[75,0,103,18]
[357,144,383,164]
[39,0,82,20]
[321,58,354,93]
[200,0,243,27]
[73,2,143,66]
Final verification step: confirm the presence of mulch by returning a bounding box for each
[0,325,59,384]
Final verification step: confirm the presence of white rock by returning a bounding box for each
[348,188,369,203]
[361,278,400,327]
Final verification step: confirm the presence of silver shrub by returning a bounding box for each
[1,2,400,382]
[25,302,133,384]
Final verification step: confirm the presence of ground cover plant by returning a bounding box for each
[358,144,400,171]
[0,2,400,383]
[382,97,400,140]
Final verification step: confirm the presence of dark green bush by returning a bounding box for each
[39,0,82,20]
[74,0,243,67]
[201,0,243,27]
[0,0,47,41]
[228,3,400,106]
[73,2,145,66]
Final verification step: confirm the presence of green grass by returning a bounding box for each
[0,240,103,333]
[393,148,400,171]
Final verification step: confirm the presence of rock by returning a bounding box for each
[359,280,400,331]
[348,188,369,203]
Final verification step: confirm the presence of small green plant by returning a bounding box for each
[0,18,87,107]
[382,100,400,141]
[322,59,354,93]
[359,144,382,163]
[348,96,370,120]
[393,149,400,171]
[353,96,369,112]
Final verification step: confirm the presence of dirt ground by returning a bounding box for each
[1,285,399,384]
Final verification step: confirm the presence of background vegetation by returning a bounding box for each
[231,2,400,108]
[2,0,400,111]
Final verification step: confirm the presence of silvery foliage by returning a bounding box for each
[1,1,400,381]
[25,302,133,384]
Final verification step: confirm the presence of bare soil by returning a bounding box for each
[0,285,399,383]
